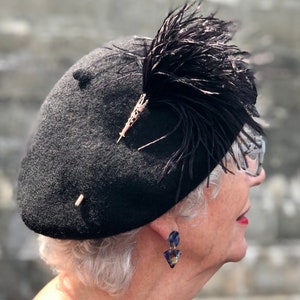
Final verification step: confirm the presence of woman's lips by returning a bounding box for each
[236,208,250,225]
[236,215,249,225]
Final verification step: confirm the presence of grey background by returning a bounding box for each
[0,0,299,299]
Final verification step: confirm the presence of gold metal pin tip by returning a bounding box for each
[116,93,148,144]
[75,194,84,206]
[116,133,125,143]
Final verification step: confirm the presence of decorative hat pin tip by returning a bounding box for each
[75,194,84,206]
[117,93,148,143]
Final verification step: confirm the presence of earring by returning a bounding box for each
[163,231,182,268]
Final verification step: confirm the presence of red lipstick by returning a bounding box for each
[237,215,248,225]
[236,208,249,225]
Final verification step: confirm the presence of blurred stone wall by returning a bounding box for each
[0,0,299,299]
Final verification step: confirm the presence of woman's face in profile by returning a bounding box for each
[179,167,265,270]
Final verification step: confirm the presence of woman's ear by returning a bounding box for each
[149,211,178,241]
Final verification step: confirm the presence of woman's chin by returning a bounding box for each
[226,238,248,263]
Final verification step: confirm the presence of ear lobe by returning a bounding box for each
[149,212,178,240]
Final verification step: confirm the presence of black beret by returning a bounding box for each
[17,3,262,239]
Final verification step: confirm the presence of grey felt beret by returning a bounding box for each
[17,3,263,239]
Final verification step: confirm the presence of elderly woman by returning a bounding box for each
[17,2,266,299]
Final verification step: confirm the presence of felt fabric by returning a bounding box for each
[17,39,214,238]
[17,5,262,239]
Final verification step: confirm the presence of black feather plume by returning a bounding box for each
[139,1,263,186]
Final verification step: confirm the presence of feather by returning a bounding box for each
[138,0,263,186]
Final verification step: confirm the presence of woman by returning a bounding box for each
[17,2,266,299]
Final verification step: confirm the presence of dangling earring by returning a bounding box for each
[163,231,182,268]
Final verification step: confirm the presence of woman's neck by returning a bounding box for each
[34,254,219,300]
[34,226,221,300]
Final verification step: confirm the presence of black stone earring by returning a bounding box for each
[163,231,182,268]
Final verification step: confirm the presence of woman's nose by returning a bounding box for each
[249,168,266,187]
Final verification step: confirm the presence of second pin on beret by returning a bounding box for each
[17,2,263,239]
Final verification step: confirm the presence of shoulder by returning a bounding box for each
[33,276,70,300]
